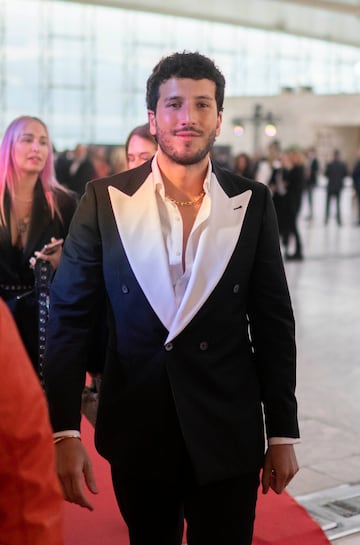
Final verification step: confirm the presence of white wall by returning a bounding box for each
[218,91,360,169]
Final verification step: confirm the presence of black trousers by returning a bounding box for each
[111,465,259,545]
[325,191,342,225]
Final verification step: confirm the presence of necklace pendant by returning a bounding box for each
[17,215,30,234]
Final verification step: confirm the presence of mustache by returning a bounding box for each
[174,127,203,136]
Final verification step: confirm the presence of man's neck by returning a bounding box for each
[156,150,209,196]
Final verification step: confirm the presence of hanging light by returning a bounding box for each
[232,117,245,136]
[264,112,277,137]
[264,123,277,137]
[232,107,280,152]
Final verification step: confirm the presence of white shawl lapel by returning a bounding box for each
[108,178,177,331]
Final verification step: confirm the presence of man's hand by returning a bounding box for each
[55,438,98,510]
[262,444,299,495]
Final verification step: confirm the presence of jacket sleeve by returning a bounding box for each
[44,182,104,432]
[247,187,299,440]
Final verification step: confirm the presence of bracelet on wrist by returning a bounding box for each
[54,435,81,445]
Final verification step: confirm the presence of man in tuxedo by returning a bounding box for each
[44,51,299,545]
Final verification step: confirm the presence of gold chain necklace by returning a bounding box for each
[166,190,205,207]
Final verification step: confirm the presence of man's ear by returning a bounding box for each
[215,111,223,137]
[148,110,156,136]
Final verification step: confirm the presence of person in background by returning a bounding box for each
[254,140,282,186]
[44,51,299,545]
[109,146,127,174]
[125,122,157,169]
[54,148,73,186]
[56,143,95,198]
[351,150,360,225]
[303,146,319,220]
[0,298,64,545]
[89,145,111,178]
[0,115,77,375]
[324,149,348,226]
[267,142,287,239]
[233,151,254,179]
[282,147,305,261]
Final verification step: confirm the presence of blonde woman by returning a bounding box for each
[0,115,77,373]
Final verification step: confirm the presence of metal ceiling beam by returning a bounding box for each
[275,0,360,16]
[59,0,360,47]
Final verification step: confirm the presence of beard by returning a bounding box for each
[155,126,217,166]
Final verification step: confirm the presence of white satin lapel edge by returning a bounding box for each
[166,184,253,343]
[108,183,177,331]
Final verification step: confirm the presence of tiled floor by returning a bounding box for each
[284,185,360,543]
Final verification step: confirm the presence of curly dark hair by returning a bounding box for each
[146,51,225,114]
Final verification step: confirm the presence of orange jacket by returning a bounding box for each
[0,299,64,545]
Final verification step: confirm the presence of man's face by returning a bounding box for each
[148,77,222,166]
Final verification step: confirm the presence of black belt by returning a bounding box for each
[0,284,35,305]
[0,283,33,293]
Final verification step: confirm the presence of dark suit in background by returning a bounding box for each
[352,157,360,224]
[325,150,348,225]
[304,149,319,220]
[55,143,95,198]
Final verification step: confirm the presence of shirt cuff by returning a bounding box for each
[53,430,81,439]
[268,437,300,445]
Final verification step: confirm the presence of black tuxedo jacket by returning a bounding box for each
[44,160,299,484]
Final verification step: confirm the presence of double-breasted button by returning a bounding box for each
[233,284,240,294]
[165,342,173,351]
[199,341,208,351]
[121,284,129,294]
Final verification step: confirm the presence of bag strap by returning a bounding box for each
[34,259,53,385]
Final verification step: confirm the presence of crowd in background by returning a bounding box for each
[53,138,360,264]
[222,141,360,260]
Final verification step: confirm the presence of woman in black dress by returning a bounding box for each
[0,115,77,376]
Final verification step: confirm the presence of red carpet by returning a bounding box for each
[253,491,330,545]
[63,416,128,544]
[64,417,330,545]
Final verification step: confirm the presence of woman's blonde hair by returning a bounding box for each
[0,115,68,225]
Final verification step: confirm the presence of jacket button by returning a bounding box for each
[121,284,129,294]
[199,341,208,351]
[165,342,173,351]
[233,284,240,293]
